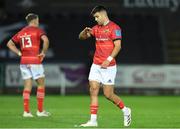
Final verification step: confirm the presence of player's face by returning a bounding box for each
[93,12,104,25]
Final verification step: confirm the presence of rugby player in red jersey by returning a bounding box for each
[79,6,131,127]
[7,13,50,117]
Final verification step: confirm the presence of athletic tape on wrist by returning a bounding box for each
[107,56,113,62]
[18,51,21,56]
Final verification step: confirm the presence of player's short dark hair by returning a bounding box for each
[25,13,38,23]
[90,5,107,16]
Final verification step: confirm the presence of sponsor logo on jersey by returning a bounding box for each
[96,38,109,41]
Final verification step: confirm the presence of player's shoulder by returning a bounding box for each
[109,21,121,29]
[17,26,27,33]
[15,27,26,36]
[36,27,44,31]
[36,27,46,34]
[32,26,44,32]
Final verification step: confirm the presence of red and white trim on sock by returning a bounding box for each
[117,101,125,109]
[90,105,98,122]
[90,105,98,114]
[37,87,45,112]
[23,90,31,112]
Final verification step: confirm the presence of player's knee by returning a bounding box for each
[90,86,98,91]
[36,78,45,85]
[90,87,98,95]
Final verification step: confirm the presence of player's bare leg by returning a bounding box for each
[80,81,100,127]
[35,77,50,117]
[103,85,131,127]
[23,78,33,117]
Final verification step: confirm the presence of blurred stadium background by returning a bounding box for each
[0,0,180,128]
[0,0,180,95]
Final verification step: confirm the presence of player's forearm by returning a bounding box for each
[42,41,49,54]
[108,40,121,60]
[110,45,121,58]
[7,40,21,56]
[41,35,49,54]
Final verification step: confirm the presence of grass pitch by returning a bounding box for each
[0,95,180,128]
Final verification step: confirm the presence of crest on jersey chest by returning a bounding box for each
[103,29,110,33]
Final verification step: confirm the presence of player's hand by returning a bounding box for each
[101,60,110,69]
[84,27,92,36]
[84,27,92,32]
[38,52,45,62]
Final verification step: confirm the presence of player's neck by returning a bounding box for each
[28,23,38,27]
[103,19,110,26]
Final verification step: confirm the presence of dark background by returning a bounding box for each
[1,0,179,64]
[0,0,180,94]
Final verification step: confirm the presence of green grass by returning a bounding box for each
[0,95,180,128]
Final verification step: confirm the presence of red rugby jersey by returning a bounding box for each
[12,26,45,64]
[91,21,122,66]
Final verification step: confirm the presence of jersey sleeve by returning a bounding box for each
[11,33,19,44]
[110,25,122,41]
